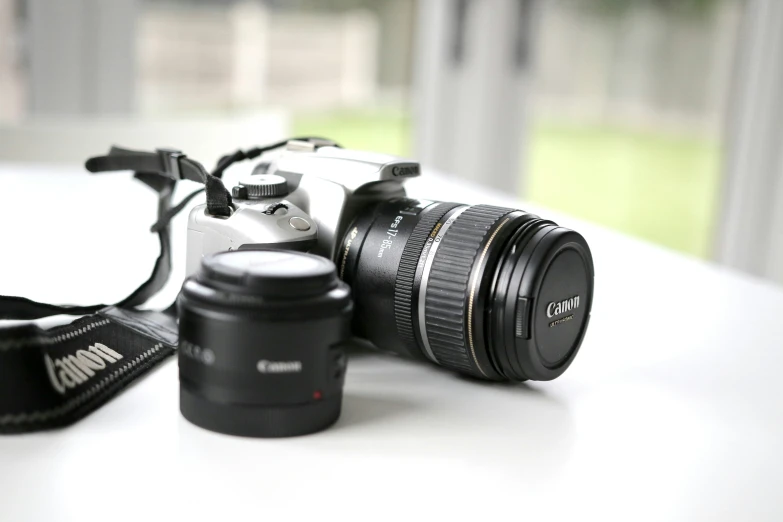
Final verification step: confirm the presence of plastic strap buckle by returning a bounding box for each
[156,148,186,180]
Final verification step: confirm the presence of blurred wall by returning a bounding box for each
[376,0,415,100]
[533,0,740,134]
[26,0,137,116]
[0,0,23,122]
[137,1,379,114]
[2,0,739,131]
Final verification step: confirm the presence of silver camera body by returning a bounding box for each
[185,141,421,275]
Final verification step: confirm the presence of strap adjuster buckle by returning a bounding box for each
[156,148,185,180]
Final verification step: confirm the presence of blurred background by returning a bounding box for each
[1,0,781,284]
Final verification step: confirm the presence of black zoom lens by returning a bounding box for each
[338,199,594,381]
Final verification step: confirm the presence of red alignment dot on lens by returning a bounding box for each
[313,390,322,400]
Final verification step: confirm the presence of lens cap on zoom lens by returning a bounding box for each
[177,250,352,437]
[340,199,594,382]
[490,224,594,381]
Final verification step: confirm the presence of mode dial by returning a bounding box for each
[232,174,289,199]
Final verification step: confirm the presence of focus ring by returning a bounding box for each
[424,205,513,377]
[393,203,461,357]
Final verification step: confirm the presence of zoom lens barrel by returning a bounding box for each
[338,199,594,381]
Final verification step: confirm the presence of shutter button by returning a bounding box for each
[289,217,311,231]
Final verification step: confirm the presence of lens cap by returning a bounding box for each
[492,224,593,381]
[178,250,352,437]
[199,249,339,297]
[531,236,591,362]
[518,227,593,379]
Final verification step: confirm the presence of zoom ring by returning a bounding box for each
[424,205,513,377]
[393,203,461,357]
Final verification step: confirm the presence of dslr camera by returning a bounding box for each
[0,138,594,437]
[185,139,594,382]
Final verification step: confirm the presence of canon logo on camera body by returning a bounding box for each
[391,165,419,177]
[547,295,580,318]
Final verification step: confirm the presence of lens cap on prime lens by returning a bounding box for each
[492,225,594,381]
[199,249,338,297]
[178,250,352,438]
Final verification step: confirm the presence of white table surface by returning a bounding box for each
[1,162,782,522]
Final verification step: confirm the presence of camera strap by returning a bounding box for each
[0,148,221,433]
[0,308,178,433]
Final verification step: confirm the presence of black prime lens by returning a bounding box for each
[338,199,593,382]
[178,250,352,437]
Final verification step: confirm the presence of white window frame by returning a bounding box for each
[714,0,783,284]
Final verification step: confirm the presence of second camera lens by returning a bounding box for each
[178,250,352,437]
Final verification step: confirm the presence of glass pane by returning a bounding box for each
[136,0,414,155]
[0,0,740,259]
[0,0,414,162]
[284,0,414,156]
[527,0,740,257]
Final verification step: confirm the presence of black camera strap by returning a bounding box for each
[85,146,234,217]
[0,148,219,433]
[0,308,178,433]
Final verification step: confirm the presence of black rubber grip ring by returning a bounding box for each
[424,205,513,377]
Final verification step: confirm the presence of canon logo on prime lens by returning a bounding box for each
[546,295,581,318]
[256,360,303,374]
